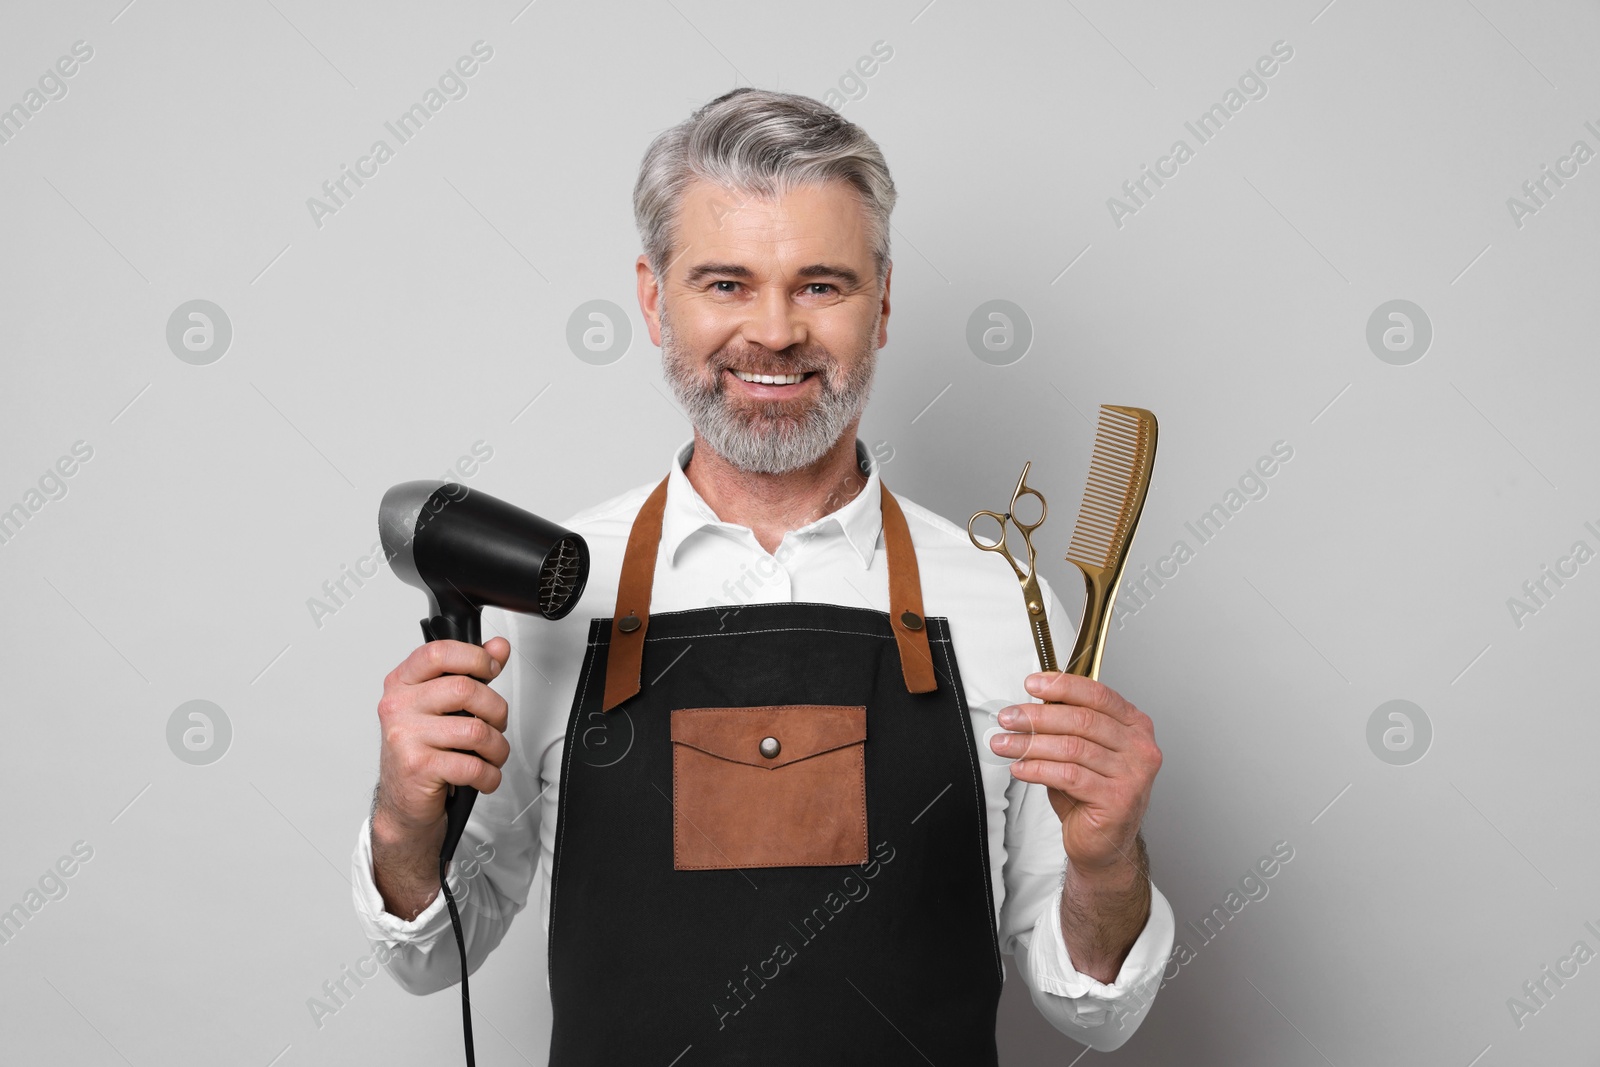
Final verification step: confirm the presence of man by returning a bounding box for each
[352,88,1174,1062]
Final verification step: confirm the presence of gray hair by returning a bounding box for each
[633,88,897,284]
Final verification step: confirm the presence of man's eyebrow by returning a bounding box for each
[796,263,862,288]
[680,262,865,288]
[682,263,754,285]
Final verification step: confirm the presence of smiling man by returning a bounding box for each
[352,88,1175,1063]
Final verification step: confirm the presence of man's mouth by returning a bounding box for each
[724,368,817,392]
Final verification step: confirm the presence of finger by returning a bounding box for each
[483,636,511,677]
[419,713,512,770]
[1024,672,1142,727]
[999,701,1128,752]
[411,673,510,733]
[392,639,506,687]
[430,748,504,795]
[1010,753,1113,801]
[989,729,1122,777]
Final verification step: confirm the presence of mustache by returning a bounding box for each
[708,345,833,380]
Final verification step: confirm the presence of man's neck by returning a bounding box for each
[684,429,868,556]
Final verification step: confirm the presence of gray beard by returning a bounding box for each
[659,306,879,475]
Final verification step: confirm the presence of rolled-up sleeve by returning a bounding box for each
[998,748,1175,1050]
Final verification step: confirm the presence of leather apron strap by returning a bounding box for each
[601,476,936,712]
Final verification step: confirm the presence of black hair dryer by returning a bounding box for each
[378,480,589,863]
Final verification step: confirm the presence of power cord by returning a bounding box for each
[439,851,475,1065]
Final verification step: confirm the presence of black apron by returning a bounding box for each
[546,477,1003,1065]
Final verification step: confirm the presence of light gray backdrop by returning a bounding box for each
[2,0,1596,1063]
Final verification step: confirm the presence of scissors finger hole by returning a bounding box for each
[1011,490,1044,528]
[969,512,1007,550]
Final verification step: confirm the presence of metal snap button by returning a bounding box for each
[900,610,924,631]
[618,613,641,633]
[759,736,781,759]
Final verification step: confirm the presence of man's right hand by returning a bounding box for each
[369,636,512,919]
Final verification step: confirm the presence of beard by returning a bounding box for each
[659,305,879,475]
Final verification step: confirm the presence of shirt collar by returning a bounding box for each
[659,437,884,570]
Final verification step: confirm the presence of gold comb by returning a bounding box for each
[1064,405,1158,679]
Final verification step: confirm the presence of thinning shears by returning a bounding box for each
[967,461,1059,672]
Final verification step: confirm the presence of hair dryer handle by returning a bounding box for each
[440,773,478,871]
[419,614,484,867]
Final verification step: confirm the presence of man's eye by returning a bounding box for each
[805,283,837,295]
[712,280,740,293]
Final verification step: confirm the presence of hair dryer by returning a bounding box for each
[379,479,588,1066]
[378,479,589,862]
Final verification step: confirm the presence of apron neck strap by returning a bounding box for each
[601,476,937,712]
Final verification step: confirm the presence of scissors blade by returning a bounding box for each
[1020,573,1057,673]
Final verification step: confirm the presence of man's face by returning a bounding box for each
[637,178,891,475]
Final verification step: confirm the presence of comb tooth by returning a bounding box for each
[1082,492,1132,514]
[1090,447,1146,469]
[1077,525,1124,543]
[1077,518,1123,538]
[1084,489,1131,508]
[1072,535,1119,555]
[1072,525,1117,544]
[1081,483,1132,502]
[1073,518,1119,536]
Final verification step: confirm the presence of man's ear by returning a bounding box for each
[877,262,892,349]
[637,254,663,346]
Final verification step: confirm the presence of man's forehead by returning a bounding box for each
[672,178,873,270]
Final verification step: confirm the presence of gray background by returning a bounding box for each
[1,0,1595,1063]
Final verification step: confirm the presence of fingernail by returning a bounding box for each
[998,707,1018,727]
[1024,674,1044,695]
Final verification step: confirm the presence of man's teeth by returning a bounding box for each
[735,371,808,385]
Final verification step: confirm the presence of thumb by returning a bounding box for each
[485,635,512,675]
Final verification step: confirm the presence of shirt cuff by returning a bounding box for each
[1027,873,1175,1002]
[349,815,452,944]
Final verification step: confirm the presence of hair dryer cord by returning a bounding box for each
[440,850,476,1066]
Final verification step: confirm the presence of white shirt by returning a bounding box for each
[350,437,1176,1052]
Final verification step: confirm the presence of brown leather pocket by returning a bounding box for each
[670,704,867,871]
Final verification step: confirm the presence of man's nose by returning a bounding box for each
[741,286,806,353]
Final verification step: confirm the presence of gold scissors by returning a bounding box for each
[967,461,1058,672]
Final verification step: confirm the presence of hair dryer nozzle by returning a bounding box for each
[378,480,589,622]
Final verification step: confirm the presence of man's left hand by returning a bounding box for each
[990,672,1162,872]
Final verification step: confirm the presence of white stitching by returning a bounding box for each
[936,616,1005,981]
[547,618,602,975]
